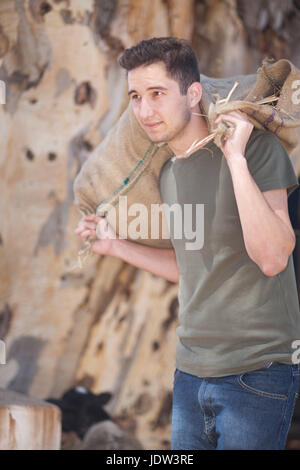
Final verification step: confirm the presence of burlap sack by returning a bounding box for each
[199,59,300,155]
[73,58,300,252]
[73,102,173,249]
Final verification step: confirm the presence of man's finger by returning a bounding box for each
[215,113,238,124]
[74,222,96,233]
[81,229,96,241]
[215,111,249,124]
[85,215,104,224]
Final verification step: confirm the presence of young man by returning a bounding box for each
[75,37,300,450]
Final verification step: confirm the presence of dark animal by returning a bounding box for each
[46,386,112,439]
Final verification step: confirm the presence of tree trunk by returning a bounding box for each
[0,0,299,450]
[0,389,61,450]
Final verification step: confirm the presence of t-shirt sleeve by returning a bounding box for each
[245,130,299,196]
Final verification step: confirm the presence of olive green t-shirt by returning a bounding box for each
[159,129,300,377]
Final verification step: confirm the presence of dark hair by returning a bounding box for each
[118,37,200,95]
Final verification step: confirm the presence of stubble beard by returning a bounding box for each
[145,107,192,144]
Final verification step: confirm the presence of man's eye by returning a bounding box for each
[154,91,163,97]
[131,94,140,101]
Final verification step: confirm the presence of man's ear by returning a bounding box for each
[187,82,202,108]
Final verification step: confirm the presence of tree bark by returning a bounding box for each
[0,0,299,450]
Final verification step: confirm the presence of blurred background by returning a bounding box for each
[0,0,299,450]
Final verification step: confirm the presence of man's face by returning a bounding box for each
[127,62,192,144]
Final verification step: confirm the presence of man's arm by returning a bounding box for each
[74,214,179,283]
[111,238,179,283]
[215,111,295,277]
[227,162,295,276]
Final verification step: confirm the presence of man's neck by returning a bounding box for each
[169,107,209,159]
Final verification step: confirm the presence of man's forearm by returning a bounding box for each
[228,156,295,276]
[110,238,179,283]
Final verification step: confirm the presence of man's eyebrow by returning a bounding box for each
[128,86,168,96]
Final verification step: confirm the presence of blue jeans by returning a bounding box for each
[171,362,300,450]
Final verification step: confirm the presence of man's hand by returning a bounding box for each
[74,214,116,256]
[213,111,295,276]
[214,111,254,164]
[74,213,179,282]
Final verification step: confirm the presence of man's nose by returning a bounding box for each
[138,98,155,121]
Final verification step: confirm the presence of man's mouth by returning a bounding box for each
[144,121,163,129]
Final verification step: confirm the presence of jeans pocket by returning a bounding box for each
[237,363,292,400]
